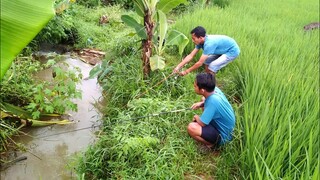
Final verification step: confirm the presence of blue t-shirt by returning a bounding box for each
[196,35,240,57]
[200,87,235,145]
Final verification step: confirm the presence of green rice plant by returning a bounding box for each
[173,0,319,179]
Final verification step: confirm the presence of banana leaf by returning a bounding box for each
[1,102,33,119]
[25,119,73,126]
[121,15,147,39]
[0,0,55,81]
[166,29,189,55]
[1,102,70,127]
[1,109,73,127]
[157,0,188,14]
[150,55,165,71]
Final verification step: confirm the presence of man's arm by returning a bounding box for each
[180,54,208,76]
[173,48,199,73]
[193,115,205,127]
[191,101,205,110]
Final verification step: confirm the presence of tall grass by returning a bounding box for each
[174,0,319,179]
[72,54,222,179]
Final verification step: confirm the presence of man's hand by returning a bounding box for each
[193,115,200,123]
[193,116,197,122]
[173,67,180,74]
[191,102,204,110]
[179,70,189,76]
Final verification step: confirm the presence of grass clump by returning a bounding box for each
[72,66,216,178]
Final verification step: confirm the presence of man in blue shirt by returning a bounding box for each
[173,26,240,76]
[188,73,235,148]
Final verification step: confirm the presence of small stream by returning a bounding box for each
[1,55,102,180]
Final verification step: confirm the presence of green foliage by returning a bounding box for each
[73,97,202,179]
[121,15,147,39]
[150,55,166,70]
[211,0,230,8]
[75,0,135,9]
[73,0,319,179]
[30,0,78,50]
[1,58,41,106]
[170,0,196,14]
[166,30,190,55]
[76,0,101,8]
[71,4,133,53]
[1,56,82,119]
[0,0,55,80]
[121,0,189,72]
[26,65,82,119]
[89,60,111,81]
[0,120,21,153]
[103,0,134,9]
[98,55,144,106]
[73,49,213,178]
[33,15,77,46]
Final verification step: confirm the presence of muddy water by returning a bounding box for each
[1,56,102,180]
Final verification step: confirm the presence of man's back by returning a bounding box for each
[196,35,240,57]
[200,87,235,144]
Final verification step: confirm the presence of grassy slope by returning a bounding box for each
[72,0,319,179]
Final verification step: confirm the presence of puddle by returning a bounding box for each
[1,56,102,180]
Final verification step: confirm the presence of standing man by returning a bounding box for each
[173,26,240,76]
[188,73,235,148]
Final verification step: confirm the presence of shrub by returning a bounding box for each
[0,55,82,119]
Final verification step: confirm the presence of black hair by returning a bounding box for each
[196,73,216,92]
[190,26,206,38]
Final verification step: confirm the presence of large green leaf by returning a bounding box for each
[1,102,33,119]
[166,29,189,55]
[157,10,168,55]
[0,0,55,81]
[133,0,147,17]
[121,15,147,39]
[157,0,188,14]
[0,102,60,120]
[150,55,165,71]
[149,0,158,18]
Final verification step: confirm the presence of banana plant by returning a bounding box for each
[0,0,55,81]
[121,0,189,78]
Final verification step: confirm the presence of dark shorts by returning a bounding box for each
[201,125,221,146]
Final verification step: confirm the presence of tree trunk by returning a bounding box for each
[142,40,151,79]
[142,11,154,79]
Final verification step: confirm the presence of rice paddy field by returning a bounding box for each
[174,0,319,178]
[73,0,319,179]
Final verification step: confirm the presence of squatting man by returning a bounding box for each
[173,26,240,76]
[187,73,235,148]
